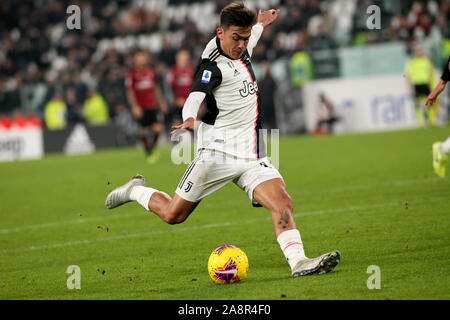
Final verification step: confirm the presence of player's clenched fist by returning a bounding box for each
[257,9,280,28]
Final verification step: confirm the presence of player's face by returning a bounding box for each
[176,50,190,68]
[134,53,148,69]
[415,47,424,57]
[217,26,252,60]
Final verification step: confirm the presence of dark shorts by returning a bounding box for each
[171,106,183,123]
[138,109,164,127]
[414,84,430,97]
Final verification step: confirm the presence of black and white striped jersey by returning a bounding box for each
[190,24,266,160]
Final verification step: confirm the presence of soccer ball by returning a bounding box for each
[208,245,249,284]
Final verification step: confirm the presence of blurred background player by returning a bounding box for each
[44,91,67,130]
[166,50,194,127]
[426,56,450,178]
[314,93,339,135]
[405,46,437,127]
[126,51,169,163]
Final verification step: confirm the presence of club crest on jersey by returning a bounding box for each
[184,181,193,192]
[239,80,258,97]
[201,70,212,84]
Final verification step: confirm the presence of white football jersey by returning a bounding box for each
[190,24,266,160]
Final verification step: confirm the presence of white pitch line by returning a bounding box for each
[0,221,237,254]
[291,176,444,196]
[1,196,447,254]
[0,176,446,236]
[0,212,140,235]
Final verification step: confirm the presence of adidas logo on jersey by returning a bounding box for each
[234,69,240,77]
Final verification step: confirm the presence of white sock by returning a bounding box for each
[129,186,157,211]
[441,137,450,155]
[277,229,307,270]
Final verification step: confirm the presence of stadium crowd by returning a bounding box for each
[0,0,449,134]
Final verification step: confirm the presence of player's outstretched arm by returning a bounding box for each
[426,79,447,107]
[126,89,143,119]
[247,9,280,56]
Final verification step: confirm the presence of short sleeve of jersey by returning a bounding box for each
[190,59,222,94]
[441,57,450,82]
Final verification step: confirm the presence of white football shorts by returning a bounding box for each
[175,149,283,206]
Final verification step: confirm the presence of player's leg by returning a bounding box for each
[105,174,198,224]
[150,122,164,146]
[427,104,437,126]
[251,178,306,267]
[252,178,340,277]
[134,188,199,224]
[252,178,296,237]
[432,136,450,178]
[134,110,147,153]
[236,159,339,277]
[149,149,239,223]
[145,111,165,163]
[441,136,450,155]
[414,87,426,127]
[415,101,426,127]
[105,149,237,224]
[423,85,436,126]
[138,128,151,154]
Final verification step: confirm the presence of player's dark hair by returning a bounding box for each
[220,2,257,30]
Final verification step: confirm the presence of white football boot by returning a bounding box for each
[292,251,340,277]
[105,174,146,209]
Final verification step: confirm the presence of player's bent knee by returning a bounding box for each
[275,193,293,214]
[163,212,185,225]
[165,217,185,225]
[163,208,189,225]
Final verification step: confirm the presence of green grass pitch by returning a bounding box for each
[0,126,449,300]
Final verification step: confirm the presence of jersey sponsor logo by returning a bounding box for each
[135,79,154,90]
[239,80,258,97]
[201,70,212,84]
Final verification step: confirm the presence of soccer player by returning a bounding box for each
[406,46,436,127]
[426,56,450,178]
[107,3,340,277]
[167,50,195,126]
[126,51,169,163]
